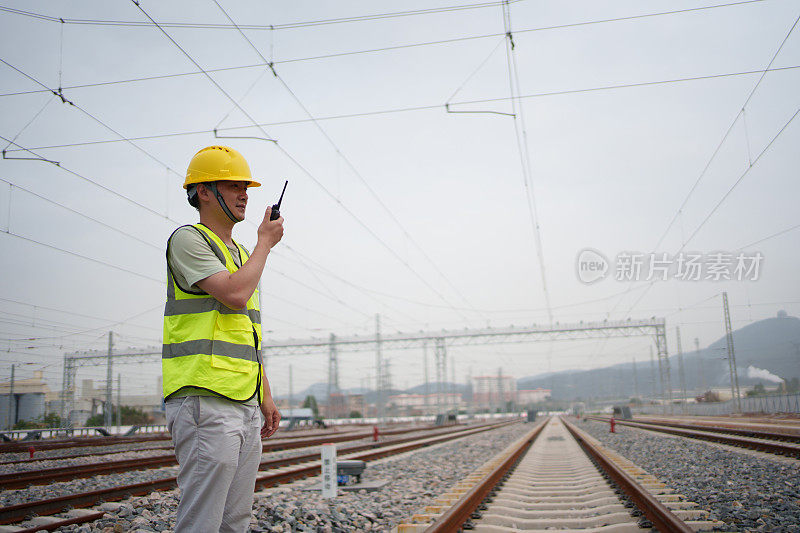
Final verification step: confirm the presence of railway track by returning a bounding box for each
[0,420,517,531]
[0,424,441,470]
[587,416,800,458]
[397,417,721,532]
[0,422,488,490]
[0,423,398,456]
[0,434,171,454]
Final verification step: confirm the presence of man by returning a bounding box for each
[162,145,283,532]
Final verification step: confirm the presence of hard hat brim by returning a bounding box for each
[183,176,261,189]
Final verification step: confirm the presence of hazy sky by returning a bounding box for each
[1,0,798,399]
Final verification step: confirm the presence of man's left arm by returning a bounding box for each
[260,369,281,438]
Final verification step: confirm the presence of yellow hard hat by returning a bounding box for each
[183,145,261,189]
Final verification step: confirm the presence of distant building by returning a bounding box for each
[473,375,549,410]
[516,388,551,405]
[322,393,365,419]
[0,371,50,430]
[473,375,517,410]
[386,392,462,415]
[47,377,164,427]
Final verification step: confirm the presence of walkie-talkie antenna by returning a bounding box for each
[269,180,289,221]
[275,180,288,209]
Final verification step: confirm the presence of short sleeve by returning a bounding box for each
[168,227,228,291]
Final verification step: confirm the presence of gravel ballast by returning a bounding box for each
[33,421,531,532]
[576,418,800,532]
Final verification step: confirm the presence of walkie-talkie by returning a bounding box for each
[270,180,288,221]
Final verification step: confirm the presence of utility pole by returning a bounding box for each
[105,331,113,429]
[497,367,504,413]
[289,364,293,409]
[676,327,687,415]
[652,345,665,410]
[423,343,429,416]
[375,314,382,423]
[116,374,121,433]
[467,366,473,418]
[327,333,338,416]
[649,347,657,398]
[722,292,741,412]
[434,338,446,415]
[6,364,14,430]
[450,356,456,414]
[695,337,706,394]
[632,357,640,399]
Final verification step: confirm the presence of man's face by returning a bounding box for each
[215,180,249,219]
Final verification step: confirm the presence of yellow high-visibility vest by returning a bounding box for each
[162,223,263,402]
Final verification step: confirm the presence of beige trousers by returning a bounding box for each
[166,396,262,533]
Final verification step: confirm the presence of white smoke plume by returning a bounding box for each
[746,365,784,383]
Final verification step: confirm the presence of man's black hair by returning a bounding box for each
[187,184,200,209]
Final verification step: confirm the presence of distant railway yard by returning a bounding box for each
[0,414,796,532]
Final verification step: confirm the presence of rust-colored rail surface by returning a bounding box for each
[0,434,171,454]
[15,512,106,533]
[0,423,498,490]
[0,420,517,526]
[591,416,800,442]
[587,416,800,458]
[563,418,694,533]
[415,418,695,533]
[423,419,548,532]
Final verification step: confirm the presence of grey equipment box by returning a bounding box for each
[336,460,366,484]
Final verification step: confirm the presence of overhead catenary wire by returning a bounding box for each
[8,64,799,153]
[0,304,163,343]
[649,12,800,254]
[733,221,800,251]
[603,11,800,322]
[0,0,771,102]
[616,105,799,319]
[0,0,765,34]
[0,58,182,183]
[500,0,553,326]
[2,95,55,152]
[0,1,524,31]
[130,1,475,321]
[1,1,792,374]
[1,140,405,328]
[213,0,478,324]
[678,107,799,253]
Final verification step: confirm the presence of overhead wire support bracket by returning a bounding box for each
[2,138,60,166]
[2,149,60,166]
[444,102,515,117]
[506,31,515,50]
[52,88,73,105]
[213,128,277,144]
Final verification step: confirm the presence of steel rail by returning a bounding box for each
[562,418,694,533]
[252,421,518,491]
[15,512,106,533]
[591,416,800,441]
[0,434,170,454]
[0,445,174,466]
[0,422,501,490]
[0,425,430,466]
[588,417,800,458]
[423,419,548,532]
[0,420,517,525]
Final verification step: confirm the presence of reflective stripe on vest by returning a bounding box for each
[162,224,263,402]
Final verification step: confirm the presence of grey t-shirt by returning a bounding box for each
[167,226,259,405]
[168,226,243,291]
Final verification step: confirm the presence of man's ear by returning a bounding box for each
[196,183,212,203]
